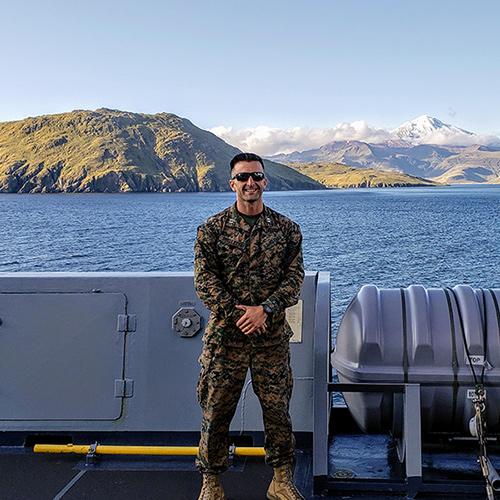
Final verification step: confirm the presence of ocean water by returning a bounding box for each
[1,185,499,330]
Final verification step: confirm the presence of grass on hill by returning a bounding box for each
[287,162,439,188]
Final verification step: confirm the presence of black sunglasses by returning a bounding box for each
[231,172,266,182]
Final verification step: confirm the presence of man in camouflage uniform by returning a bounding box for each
[194,152,305,500]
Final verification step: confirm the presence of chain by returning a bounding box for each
[472,385,496,500]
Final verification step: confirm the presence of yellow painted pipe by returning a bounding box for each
[233,447,266,456]
[33,444,266,457]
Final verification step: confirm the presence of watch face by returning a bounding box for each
[264,304,273,314]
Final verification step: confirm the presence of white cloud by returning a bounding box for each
[211,121,500,156]
[412,130,500,147]
[210,122,392,156]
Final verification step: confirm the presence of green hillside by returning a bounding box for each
[0,109,323,193]
[288,162,439,188]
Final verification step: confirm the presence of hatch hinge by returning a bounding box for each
[114,378,134,398]
[117,314,137,333]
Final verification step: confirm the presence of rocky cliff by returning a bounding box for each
[0,109,323,193]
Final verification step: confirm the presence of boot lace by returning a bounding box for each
[278,467,304,500]
[200,475,221,497]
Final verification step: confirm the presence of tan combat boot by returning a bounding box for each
[266,465,304,500]
[197,473,226,500]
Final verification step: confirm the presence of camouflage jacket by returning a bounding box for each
[194,203,304,347]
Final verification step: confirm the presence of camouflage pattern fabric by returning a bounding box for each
[195,341,295,473]
[194,203,304,347]
[193,203,304,474]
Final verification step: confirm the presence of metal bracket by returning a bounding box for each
[398,384,422,495]
[228,443,236,467]
[117,314,137,333]
[114,378,134,398]
[85,441,98,467]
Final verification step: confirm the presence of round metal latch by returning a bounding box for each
[172,307,201,337]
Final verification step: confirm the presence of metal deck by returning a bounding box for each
[0,444,313,500]
[1,423,496,500]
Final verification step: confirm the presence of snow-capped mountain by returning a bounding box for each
[213,115,500,157]
[218,114,500,183]
[268,116,500,183]
[392,115,475,144]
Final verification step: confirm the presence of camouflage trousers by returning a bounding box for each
[195,340,295,474]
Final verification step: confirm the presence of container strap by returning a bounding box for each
[400,288,409,384]
[444,288,459,425]
[488,289,500,341]
[446,287,480,386]
[479,289,489,382]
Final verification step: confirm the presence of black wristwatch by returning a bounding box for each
[262,303,273,315]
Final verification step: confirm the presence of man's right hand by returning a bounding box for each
[235,305,268,335]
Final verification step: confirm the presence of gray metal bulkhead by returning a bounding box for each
[0,272,329,436]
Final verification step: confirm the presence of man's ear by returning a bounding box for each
[229,179,236,192]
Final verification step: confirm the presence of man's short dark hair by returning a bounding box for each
[230,153,265,171]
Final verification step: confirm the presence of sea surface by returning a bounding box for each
[1,185,499,331]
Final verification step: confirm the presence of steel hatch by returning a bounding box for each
[0,292,127,420]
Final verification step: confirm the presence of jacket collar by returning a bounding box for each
[229,203,273,230]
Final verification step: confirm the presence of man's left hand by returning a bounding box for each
[235,305,267,335]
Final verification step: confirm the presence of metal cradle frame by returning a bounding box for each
[313,380,500,498]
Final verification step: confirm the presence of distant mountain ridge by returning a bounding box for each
[268,116,500,184]
[0,109,323,193]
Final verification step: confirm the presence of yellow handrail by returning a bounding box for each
[34,444,266,456]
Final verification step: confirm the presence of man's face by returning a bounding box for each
[229,160,268,203]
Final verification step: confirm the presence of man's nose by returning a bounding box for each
[245,176,256,186]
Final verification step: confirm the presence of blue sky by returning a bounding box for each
[1,0,499,138]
